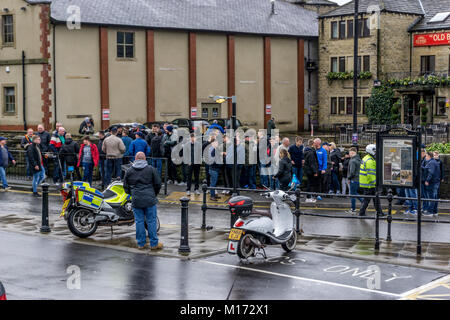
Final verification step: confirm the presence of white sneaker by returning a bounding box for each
[346,209,356,215]
[195,190,201,195]
[311,198,317,203]
[167,180,173,184]
[305,198,313,203]
[222,190,228,194]
[186,191,191,196]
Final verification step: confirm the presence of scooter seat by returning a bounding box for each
[251,209,272,219]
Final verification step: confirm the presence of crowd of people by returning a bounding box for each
[0,120,445,218]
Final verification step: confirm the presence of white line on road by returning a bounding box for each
[399,274,450,299]
[198,260,402,298]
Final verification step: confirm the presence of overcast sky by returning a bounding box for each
[330,0,352,5]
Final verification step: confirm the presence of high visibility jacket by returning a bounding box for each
[359,154,376,188]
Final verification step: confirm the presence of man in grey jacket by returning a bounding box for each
[346,147,363,214]
[102,127,126,185]
[123,152,162,250]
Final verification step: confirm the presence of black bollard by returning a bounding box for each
[178,197,191,254]
[386,188,393,242]
[201,183,208,230]
[295,188,301,234]
[40,183,51,233]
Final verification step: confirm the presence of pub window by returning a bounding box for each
[3,86,16,114]
[420,55,435,75]
[346,97,353,115]
[331,97,337,115]
[339,57,346,72]
[331,21,338,39]
[347,20,353,38]
[331,57,338,72]
[436,97,447,116]
[357,97,362,114]
[339,21,346,39]
[117,31,135,59]
[2,15,14,45]
[358,18,370,38]
[363,55,370,72]
[363,97,369,114]
[338,97,345,115]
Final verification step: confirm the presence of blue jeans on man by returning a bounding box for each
[350,181,363,211]
[133,205,158,247]
[82,162,94,185]
[405,188,417,211]
[330,171,341,193]
[105,158,122,186]
[0,167,8,188]
[259,164,269,188]
[424,183,439,214]
[292,167,303,189]
[209,168,220,198]
[32,168,46,193]
[152,159,162,176]
[246,165,257,189]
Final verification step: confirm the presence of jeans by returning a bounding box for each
[349,181,363,211]
[105,158,122,186]
[246,165,257,189]
[330,171,341,193]
[424,183,439,214]
[32,168,46,193]
[133,205,158,247]
[209,168,220,197]
[259,164,270,188]
[405,188,417,211]
[82,162,94,185]
[292,167,303,189]
[152,159,162,176]
[0,167,8,188]
[396,187,406,204]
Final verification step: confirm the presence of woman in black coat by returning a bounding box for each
[274,149,293,191]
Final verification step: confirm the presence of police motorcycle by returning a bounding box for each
[60,165,160,238]
[227,184,298,259]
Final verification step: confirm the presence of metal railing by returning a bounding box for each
[5,150,169,195]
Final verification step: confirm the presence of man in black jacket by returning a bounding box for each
[303,139,319,202]
[27,135,45,197]
[123,152,162,250]
[60,133,81,180]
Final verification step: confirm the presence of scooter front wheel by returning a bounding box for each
[237,234,255,259]
[281,230,297,252]
[67,209,98,238]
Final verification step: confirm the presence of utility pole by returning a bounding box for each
[352,0,359,149]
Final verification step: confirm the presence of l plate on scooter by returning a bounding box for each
[228,228,243,241]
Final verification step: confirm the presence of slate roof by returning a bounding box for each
[27,0,319,37]
[410,0,450,31]
[287,0,339,5]
[320,0,424,18]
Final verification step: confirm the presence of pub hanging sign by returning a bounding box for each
[414,32,450,47]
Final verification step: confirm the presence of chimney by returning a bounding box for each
[271,0,276,15]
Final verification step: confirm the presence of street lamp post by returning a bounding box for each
[353,0,359,149]
[210,95,238,197]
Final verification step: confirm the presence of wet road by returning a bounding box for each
[0,230,448,300]
[1,190,450,243]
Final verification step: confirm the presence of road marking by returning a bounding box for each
[7,189,60,196]
[399,274,450,300]
[198,260,401,298]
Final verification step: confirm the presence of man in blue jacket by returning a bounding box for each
[0,137,16,191]
[314,138,327,200]
[422,151,441,216]
[129,132,151,162]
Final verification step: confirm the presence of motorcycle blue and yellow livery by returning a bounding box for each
[60,170,159,238]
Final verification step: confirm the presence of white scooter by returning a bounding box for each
[227,190,298,259]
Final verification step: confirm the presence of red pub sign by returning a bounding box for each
[414,32,450,47]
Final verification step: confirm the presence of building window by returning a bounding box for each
[420,55,435,75]
[346,97,353,115]
[331,57,338,72]
[201,103,221,119]
[331,97,337,114]
[357,97,362,114]
[356,56,362,73]
[339,57,346,72]
[363,97,369,114]
[331,21,338,39]
[2,15,14,45]
[436,97,447,116]
[3,86,16,115]
[347,20,353,38]
[117,31,135,59]
[363,55,370,72]
[339,21,346,39]
[358,18,370,38]
[338,97,345,115]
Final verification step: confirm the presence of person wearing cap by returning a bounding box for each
[102,126,126,185]
[0,137,16,191]
[128,131,151,162]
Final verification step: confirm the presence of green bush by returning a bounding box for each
[365,85,395,124]
[426,143,450,154]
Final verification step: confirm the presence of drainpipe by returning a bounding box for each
[22,51,27,130]
[53,24,57,129]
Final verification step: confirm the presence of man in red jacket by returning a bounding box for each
[77,136,99,185]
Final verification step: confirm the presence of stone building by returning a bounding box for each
[317,0,450,129]
[0,0,328,133]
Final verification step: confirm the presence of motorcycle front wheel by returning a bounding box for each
[237,234,255,259]
[67,209,98,238]
[281,230,297,252]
